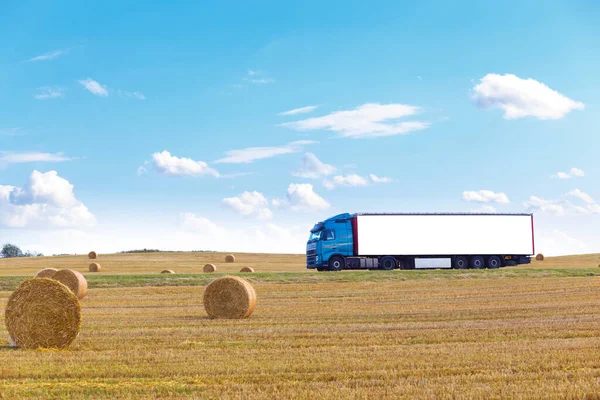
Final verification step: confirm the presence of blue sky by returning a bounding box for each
[0,0,598,255]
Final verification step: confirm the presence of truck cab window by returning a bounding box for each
[325,230,335,241]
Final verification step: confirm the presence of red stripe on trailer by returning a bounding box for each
[531,214,535,255]
[351,217,359,255]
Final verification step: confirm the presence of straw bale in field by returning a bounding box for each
[4,278,82,349]
[535,253,544,261]
[53,269,88,299]
[34,268,58,279]
[89,263,101,272]
[88,251,97,259]
[203,276,256,319]
[161,269,175,274]
[240,267,254,273]
[225,254,235,263]
[204,264,217,273]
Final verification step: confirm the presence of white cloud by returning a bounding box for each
[215,140,317,164]
[244,70,275,85]
[323,173,394,190]
[323,174,369,190]
[292,153,336,179]
[0,170,96,228]
[180,212,227,236]
[0,128,24,137]
[0,151,75,165]
[471,73,584,120]
[368,174,393,183]
[222,191,273,220]
[34,86,64,99]
[151,151,219,177]
[567,189,595,204]
[524,196,565,216]
[78,78,109,96]
[137,166,147,176]
[278,105,319,116]
[280,103,430,138]
[27,49,67,62]
[119,90,146,100]
[274,183,330,213]
[552,167,585,179]
[462,190,509,204]
[471,205,497,213]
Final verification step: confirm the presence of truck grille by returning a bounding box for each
[306,256,316,266]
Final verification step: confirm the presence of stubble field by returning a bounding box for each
[1,252,600,398]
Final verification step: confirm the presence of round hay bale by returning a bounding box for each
[535,253,544,261]
[161,269,175,274]
[203,276,256,319]
[53,269,88,299]
[88,251,97,259]
[4,278,82,349]
[204,264,217,273]
[88,263,101,272]
[240,267,254,273]
[34,268,58,279]
[225,254,235,263]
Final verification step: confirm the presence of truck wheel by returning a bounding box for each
[454,256,468,269]
[470,256,485,269]
[328,256,345,272]
[380,256,396,271]
[487,256,502,269]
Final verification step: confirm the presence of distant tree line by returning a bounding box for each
[1,243,43,258]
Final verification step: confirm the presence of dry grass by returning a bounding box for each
[1,251,598,277]
[0,275,599,398]
[0,251,305,276]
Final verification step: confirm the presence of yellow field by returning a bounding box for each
[1,276,600,398]
[0,251,599,276]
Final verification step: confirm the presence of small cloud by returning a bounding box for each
[222,191,272,220]
[273,183,330,213]
[280,103,430,138]
[462,190,509,204]
[118,90,146,100]
[137,166,147,176]
[552,167,584,179]
[244,70,275,85]
[523,196,565,216]
[368,174,393,183]
[215,140,317,164]
[278,105,318,116]
[27,49,68,62]
[566,189,595,205]
[292,153,336,179]
[0,151,75,165]
[34,86,65,100]
[471,73,584,120]
[0,128,25,137]
[150,150,219,177]
[78,78,109,96]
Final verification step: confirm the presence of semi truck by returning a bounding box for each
[306,213,535,271]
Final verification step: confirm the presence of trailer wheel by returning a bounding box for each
[328,256,345,272]
[454,256,468,269]
[487,256,502,269]
[470,256,485,269]
[380,256,396,271]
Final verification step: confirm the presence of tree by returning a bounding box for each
[1,243,23,258]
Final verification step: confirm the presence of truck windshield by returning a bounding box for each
[308,231,322,241]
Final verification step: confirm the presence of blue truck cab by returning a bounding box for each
[306,213,354,271]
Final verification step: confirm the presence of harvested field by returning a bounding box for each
[0,251,599,277]
[0,273,599,398]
